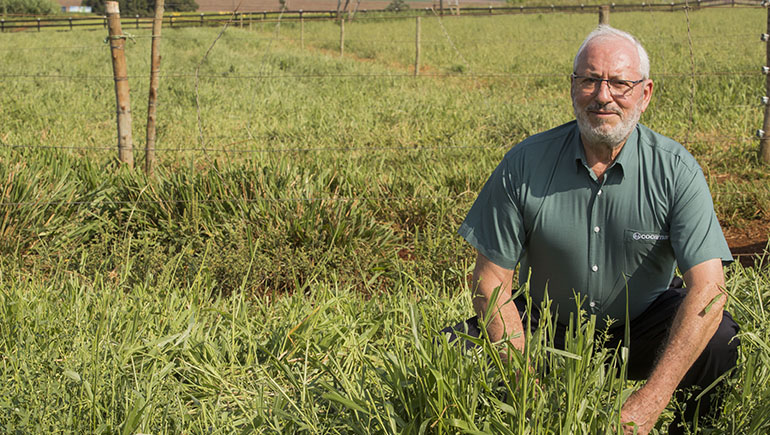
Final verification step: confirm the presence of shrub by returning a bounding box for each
[2,0,60,15]
[384,0,409,12]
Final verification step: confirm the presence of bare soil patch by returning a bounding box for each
[724,219,770,268]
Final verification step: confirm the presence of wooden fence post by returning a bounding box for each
[414,16,421,76]
[145,0,164,175]
[599,5,610,25]
[106,1,134,167]
[339,18,345,57]
[761,7,770,164]
[440,0,444,17]
[300,10,304,49]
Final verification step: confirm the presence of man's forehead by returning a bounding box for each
[576,36,639,72]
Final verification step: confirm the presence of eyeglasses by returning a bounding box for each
[571,73,645,98]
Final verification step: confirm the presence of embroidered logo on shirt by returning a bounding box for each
[632,232,669,241]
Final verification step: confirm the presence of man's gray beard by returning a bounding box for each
[573,101,643,150]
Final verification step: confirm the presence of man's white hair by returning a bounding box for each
[573,25,650,79]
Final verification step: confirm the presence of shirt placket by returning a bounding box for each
[586,180,605,316]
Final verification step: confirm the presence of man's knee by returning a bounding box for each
[704,311,740,368]
[706,311,741,367]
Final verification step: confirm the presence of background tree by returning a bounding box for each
[384,0,408,11]
[1,0,60,14]
[82,0,197,16]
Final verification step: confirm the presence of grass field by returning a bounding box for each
[0,5,769,433]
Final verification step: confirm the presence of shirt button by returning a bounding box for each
[591,265,598,272]
[593,226,600,233]
[589,301,596,308]
[597,189,603,196]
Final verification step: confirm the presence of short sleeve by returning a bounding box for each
[668,163,732,272]
[458,156,526,270]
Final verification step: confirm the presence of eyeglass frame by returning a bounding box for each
[570,73,646,97]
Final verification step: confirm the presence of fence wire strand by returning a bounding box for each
[1,5,762,184]
[0,70,759,81]
[1,135,755,154]
[0,194,466,208]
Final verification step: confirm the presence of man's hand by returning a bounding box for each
[619,258,727,434]
[620,386,669,434]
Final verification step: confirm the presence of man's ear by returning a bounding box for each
[640,79,654,113]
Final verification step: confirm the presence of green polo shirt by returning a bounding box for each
[459,121,732,328]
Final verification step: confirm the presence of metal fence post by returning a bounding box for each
[300,10,304,49]
[414,16,421,76]
[761,7,770,163]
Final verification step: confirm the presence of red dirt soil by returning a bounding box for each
[724,219,770,268]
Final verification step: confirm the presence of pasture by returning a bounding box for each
[0,5,768,433]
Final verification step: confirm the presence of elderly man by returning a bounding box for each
[446,26,739,434]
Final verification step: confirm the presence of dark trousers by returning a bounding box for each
[440,279,740,434]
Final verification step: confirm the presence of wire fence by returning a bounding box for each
[0,0,758,33]
[0,1,767,218]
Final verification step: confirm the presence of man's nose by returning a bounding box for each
[594,79,614,103]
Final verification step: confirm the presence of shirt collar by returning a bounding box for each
[572,123,640,182]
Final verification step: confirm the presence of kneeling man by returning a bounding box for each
[448,25,739,434]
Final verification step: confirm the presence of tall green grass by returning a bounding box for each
[1,255,768,433]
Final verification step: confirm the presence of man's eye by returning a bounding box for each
[610,79,630,88]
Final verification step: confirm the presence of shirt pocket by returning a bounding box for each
[623,229,673,276]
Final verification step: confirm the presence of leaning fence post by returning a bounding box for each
[599,5,610,25]
[339,18,345,57]
[106,1,134,167]
[761,6,770,164]
[145,0,164,175]
[414,16,421,76]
